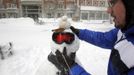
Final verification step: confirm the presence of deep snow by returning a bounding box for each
[0,18,114,75]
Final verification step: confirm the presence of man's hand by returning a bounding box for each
[70,26,79,36]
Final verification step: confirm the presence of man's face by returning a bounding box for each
[107,0,126,29]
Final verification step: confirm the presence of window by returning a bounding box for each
[99,1,105,7]
[6,3,17,8]
[89,11,95,20]
[86,0,92,6]
[47,13,52,18]
[57,13,64,18]
[81,13,88,20]
[103,12,109,20]
[93,0,98,6]
[80,0,85,6]
[0,13,6,18]
[57,4,64,9]
[96,11,102,20]
[67,13,73,18]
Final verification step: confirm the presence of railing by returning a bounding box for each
[80,0,107,7]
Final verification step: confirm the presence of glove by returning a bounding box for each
[48,52,69,75]
[70,26,79,37]
[48,52,64,70]
[55,47,76,70]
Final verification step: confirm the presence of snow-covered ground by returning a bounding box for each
[0,18,114,75]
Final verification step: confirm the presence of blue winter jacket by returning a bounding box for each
[69,26,134,75]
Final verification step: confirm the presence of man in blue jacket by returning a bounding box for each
[50,0,134,75]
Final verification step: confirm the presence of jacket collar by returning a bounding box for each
[124,25,134,37]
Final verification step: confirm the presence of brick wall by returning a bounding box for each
[3,0,20,8]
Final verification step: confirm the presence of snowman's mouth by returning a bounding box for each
[52,32,75,44]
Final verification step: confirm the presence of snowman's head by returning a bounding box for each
[51,16,80,56]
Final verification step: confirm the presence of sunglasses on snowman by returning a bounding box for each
[52,32,75,44]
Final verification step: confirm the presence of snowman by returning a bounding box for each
[48,16,80,75]
[0,42,13,60]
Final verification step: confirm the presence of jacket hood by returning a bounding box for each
[122,0,134,31]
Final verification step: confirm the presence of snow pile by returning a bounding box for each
[0,18,34,26]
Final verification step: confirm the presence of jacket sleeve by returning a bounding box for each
[78,28,118,49]
[128,68,134,75]
[69,64,91,75]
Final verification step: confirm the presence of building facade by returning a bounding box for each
[42,0,78,18]
[0,0,20,18]
[80,0,109,20]
[20,0,42,19]
[0,0,110,21]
